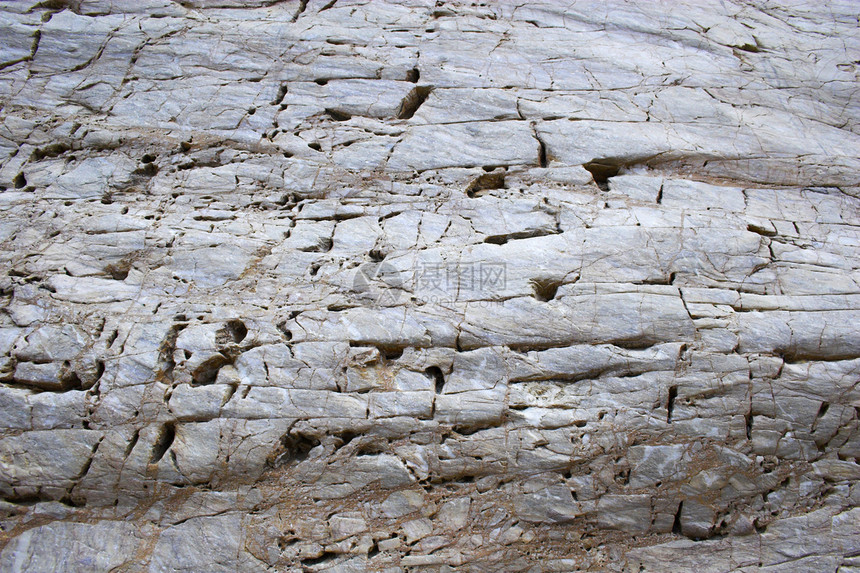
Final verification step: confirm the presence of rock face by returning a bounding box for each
[0,0,859,571]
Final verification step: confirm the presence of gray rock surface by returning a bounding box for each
[0,0,858,571]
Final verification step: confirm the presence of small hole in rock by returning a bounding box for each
[531,279,561,302]
[538,139,548,167]
[134,163,158,177]
[667,386,678,423]
[582,161,621,191]
[672,502,683,534]
[326,108,351,121]
[382,347,403,361]
[737,43,760,53]
[226,319,248,343]
[277,321,293,341]
[105,262,131,281]
[271,432,320,467]
[466,171,505,197]
[398,86,432,119]
[192,354,230,386]
[150,422,175,464]
[426,366,445,393]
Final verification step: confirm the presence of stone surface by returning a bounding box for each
[0,0,859,571]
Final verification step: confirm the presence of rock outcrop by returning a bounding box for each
[0,0,859,571]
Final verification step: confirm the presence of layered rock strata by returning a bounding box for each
[0,0,859,571]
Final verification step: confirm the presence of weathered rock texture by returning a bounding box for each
[0,0,859,571]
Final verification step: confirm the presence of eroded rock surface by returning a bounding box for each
[0,0,859,571]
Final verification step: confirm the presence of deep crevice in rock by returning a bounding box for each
[150,422,176,464]
[426,366,445,393]
[398,85,432,119]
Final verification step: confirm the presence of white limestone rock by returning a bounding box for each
[388,121,539,171]
[0,521,140,573]
[0,0,857,570]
